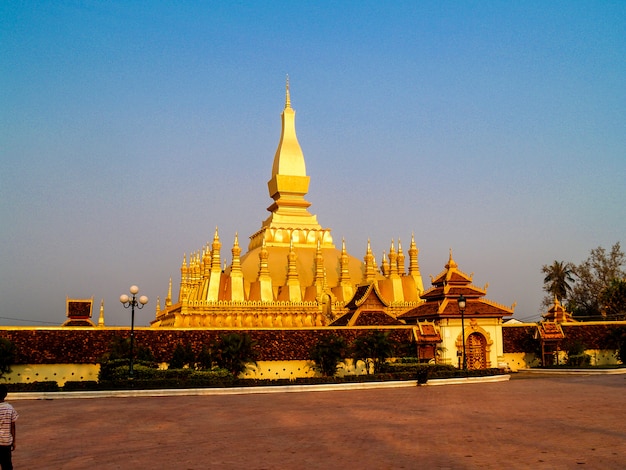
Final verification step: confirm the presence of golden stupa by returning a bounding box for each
[151,81,425,328]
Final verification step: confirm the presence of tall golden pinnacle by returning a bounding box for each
[267,76,310,210]
[249,78,332,251]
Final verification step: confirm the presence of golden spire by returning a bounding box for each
[408,233,419,274]
[270,77,306,180]
[314,239,325,287]
[230,233,245,301]
[397,238,405,275]
[231,232,242,267]
[254,237,273,302]
[284,238,302,302]
[408,233,424,294]
[210,227,221,270]
[165,277,172,307]
[339,238,352,285]
[381,251,389,277]
[204,227,223,301]
[258,237,270,279]
[388,240,398,276]
[247,80,329,251]
[202,243,211,277]
[179,254,189,302]
[364,239,376,282]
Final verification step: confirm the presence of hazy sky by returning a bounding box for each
[2,1,624,326]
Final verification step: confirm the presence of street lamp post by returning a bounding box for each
[457,294,467,371]
[120,285,148,379]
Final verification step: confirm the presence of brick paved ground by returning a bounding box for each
[9,374,626,469]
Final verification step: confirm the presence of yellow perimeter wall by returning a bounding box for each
[3,360,373,386]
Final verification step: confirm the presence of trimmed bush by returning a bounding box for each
[63,380,100,391]
[7,381,59,392]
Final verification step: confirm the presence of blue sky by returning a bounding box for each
[1,1,624,326]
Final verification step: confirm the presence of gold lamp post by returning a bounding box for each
[119,285,148,379]
[457,294,467,371]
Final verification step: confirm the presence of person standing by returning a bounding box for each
[0,385,17,470]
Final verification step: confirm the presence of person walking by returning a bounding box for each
[0,385,17,470]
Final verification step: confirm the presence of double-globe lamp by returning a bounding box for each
[120,285,148,379]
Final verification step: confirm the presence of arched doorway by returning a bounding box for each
[467,332,487,369]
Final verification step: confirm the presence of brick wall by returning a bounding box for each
[502,322,626,353]
[0,327,414,364]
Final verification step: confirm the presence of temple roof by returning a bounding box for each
[536,321,565,341]
[412,321,442,344]
[330,282,402,327]
[399,252,514,321]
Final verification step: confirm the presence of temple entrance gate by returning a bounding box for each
[466,332,487,369]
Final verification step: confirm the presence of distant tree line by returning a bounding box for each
[542,242,626,320]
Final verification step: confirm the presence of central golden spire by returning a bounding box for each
[247,78,333,250]
[267,77,310,209]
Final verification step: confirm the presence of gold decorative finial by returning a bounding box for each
[285,75,291,109]
[446,249,458,269]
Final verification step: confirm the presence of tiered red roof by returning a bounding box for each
[536,321,565,341]
[330,283,404,327]
[399,251,514,322]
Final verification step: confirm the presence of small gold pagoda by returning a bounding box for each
[151,81,425,328]
[542,296,576,323]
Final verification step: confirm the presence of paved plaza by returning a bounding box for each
[9,374,626,469]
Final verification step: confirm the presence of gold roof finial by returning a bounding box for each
[285,75,291,109]
[446,248,458,269]
[98,299,105,327]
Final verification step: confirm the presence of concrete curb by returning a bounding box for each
[517,367,626,375]
[10,374,511,400]
[426,374,511,386]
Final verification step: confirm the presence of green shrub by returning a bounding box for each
[63,381,100,391]
[8,381,59,392]
[310,334,347,377]
[169,342,195,369]
[0,338,16,380]
[98,367,234,390]
[566,342,591,367]
[98,359,158,382]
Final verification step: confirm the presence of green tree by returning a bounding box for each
[541,260,575,306]
[212,333,258,377]
[196,345,213,370]
[310,334,347,377]
[0,338,16,380]
[606,326,626,364]
[351,331,394,374]
[569,243,625,320]
[169,342,195,369]
[599,278,626,321]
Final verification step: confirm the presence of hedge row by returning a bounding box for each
[4,364,507,392]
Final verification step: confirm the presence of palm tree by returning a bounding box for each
[212,333,258,377]
[542,260,575,303]
[310,334,347,377]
